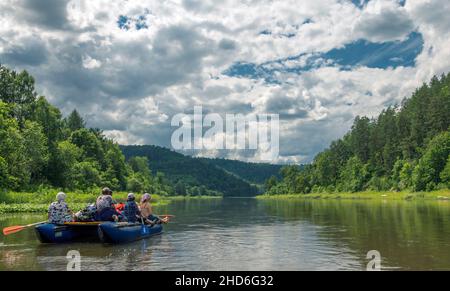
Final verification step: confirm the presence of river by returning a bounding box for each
[1,198,449,271]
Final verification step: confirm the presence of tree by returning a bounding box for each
[280,166,301,193]
[69,128,105,162]
[338,156,368,192]
[175,181,187,196]
[22,121,49,183]
[128,156,151,177]
[71,161,101,190]
[66,110,85,132]
[54,141,82,188]
[399,161,414,190]
[0,65,37,126]
[103,145,128,190]
[127,174,145,193]
[0,156,8,189]
[265,175,278,192]
[440,155,450,188]
[350,116,371,163]
[413,131,450,191]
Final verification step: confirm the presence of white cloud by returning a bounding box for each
[1,0,450,163]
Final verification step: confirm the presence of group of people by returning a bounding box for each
[48,187,168,225]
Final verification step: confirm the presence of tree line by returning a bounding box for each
[121,145,258,197]
[266,73,450,194]
[0,64,172,195]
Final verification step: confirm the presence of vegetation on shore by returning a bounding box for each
[265,73,450,195]
[0,188,222,214]
[257,189,450,201]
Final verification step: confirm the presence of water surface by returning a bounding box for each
[1,198,449,270]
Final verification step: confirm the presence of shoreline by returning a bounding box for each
[0,194,222,214]
[256,190,450,201]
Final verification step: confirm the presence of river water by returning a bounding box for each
[1,198,449,271]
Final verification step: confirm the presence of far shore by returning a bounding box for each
[256,189,450,201]
[0,193,222,214]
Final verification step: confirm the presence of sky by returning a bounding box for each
[1,0,450,164]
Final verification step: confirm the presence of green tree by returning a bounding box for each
[0,65,37,126]
[175,181,187,195]
[0,156,8,189]
[71,161,101,190]
[338,156,368,192]
[128,156,151,177]
[66,109,85,132]
[265,175,278,192]
[127,174,145,193]
[439,155,450,188]
[22,121,49,183]
[350,116,371,163]
[69,129,105,162]
[103,145,128,190]
[413,131,450,191]
[55,141,82,188]
[399,161,414,190]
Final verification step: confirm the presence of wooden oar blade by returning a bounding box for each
[3,226,25,236]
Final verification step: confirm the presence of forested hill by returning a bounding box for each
[0,64,174,195]
[267,73,450,195]
[121,145,262,197]
[197,158,282,185]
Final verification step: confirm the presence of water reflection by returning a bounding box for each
[0,198,449,270]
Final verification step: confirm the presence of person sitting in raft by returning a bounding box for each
[139,193,168,224]
[122,193,141,223]
[48,192,73,225]
[96,187,115,213]
[95,187,121,222]
[95,204,121,222]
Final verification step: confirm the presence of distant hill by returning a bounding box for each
[121,145,280,197]
[197,158,282,185]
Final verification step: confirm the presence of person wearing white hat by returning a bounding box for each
[48,192,73,224]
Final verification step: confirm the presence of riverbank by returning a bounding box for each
[0,190,222,213]
[256,189,450,201]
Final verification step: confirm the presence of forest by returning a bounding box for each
[0,64,274,197]
[266,73,450,195]
[121,145,267,197]
[0,64,172,195]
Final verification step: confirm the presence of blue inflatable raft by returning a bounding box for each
[98,222,163,244]
[35,223,100,244]
[35,222,163,244]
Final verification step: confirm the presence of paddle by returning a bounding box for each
[156,214,174,224]
[3,221,47,236]
[157,214,175,219]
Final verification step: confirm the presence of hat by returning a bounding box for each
[141,193,151,203]
[102,187,113,195]
[56,192,66,202]
[127,193,135,201]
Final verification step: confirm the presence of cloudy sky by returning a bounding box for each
[1,0,450,164]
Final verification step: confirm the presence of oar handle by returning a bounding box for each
[26,221,47,227]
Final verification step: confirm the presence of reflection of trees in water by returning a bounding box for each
[259,199,450,270]
[35,236,165,271]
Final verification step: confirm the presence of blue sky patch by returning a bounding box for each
[117,12,150,31]
[224,32,423,82]
[117,15,131,30]
[351,0,370,8]
[324,32,423,68]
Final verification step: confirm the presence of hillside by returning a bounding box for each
[121,145,262,197]
[267,73,450,195]
[198,158,282,185]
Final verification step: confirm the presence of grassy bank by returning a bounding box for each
[0,190,222,214]
[256,189,450,201]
